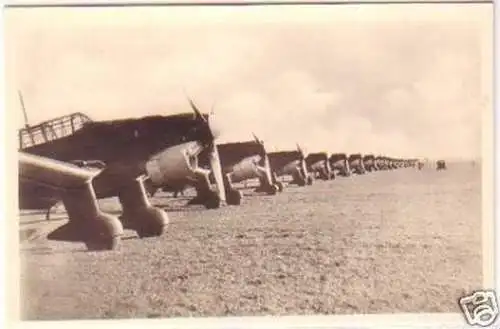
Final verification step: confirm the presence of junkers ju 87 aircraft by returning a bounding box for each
[267,144,313,189]
[329,153,351,177]
[18,94,226,251]
[305,152,335,181]
[348,153,366,175]
[362,154,378,172]
[195,133,281,205]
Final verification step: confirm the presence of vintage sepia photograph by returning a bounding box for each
[3,1,495,325]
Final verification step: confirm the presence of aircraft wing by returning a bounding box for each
[18,152,98,210]
[19,151,150,208]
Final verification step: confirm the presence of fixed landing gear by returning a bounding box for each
[223,174,243,206]
[226,188,243,205]
[339,169,351,177]
[255,183,278,195]
[186,171,223,209]
[118,178,168,239]
[272,172,284,192]
[255,175,279,195]
[47,213,123,251]
[290,173,306,187]
[294,179,306,187]
[48,182,124,251]
[83,213,123,250]
[187,189,221,209]
[316,170,330,181]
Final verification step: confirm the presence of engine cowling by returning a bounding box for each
[310,160,326,171]
[350,158,359,165]
[332,159,345,169]
[229,155,262,183]
[145,141,203,186]
[282,159,301,175]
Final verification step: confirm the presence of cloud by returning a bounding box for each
[5,5,491,160]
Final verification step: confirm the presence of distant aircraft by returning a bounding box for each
[18,93,226,250]
[362,154,378,172]
[306,152,335,180]
[436,160,447,170]
[195,133,280,205]
[374,156,388,170]
[348,154,366,175]
[268,144,313,188]
[329,153,351,177]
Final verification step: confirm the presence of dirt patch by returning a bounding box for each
[19,164,483,319]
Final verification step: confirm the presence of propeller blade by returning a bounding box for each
[185,94,206,122]
[252,132,259,142]
[252,132,264,145]
[296,142,303,154]
[297,143,307,159]
[206,111,222,141]
[209,143,226,204]
[263,154,273,183]
[301,158,309,178]
[210,101,216,115]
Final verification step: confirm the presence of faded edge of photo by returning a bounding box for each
[2,2,497,329]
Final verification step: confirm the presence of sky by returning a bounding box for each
[4,4,493,159]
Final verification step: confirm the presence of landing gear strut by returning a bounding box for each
[118,178,168,238]
[224,173,243,205]
[47,182,124,251]
[186,170,222,209]
[255,177,279,195]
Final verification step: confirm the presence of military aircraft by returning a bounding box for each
[348,154,366,174]
[267,144,313,189]
[371,156,418,171]
[18,94,226,250]
[329,153,351,177]
[436,160,447,170]
[374,156,389,170]
[362,154,378,172]
[194,133,280,205]
[409,159,420,168]
[390,157,399,169]
[305,152,335,180]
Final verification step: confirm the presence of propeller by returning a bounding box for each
[296,142,304,156]
[185,96,226,204]
[206,102,226,204]
[210,101,216,115]
[252,132,264,145]
[208,142,226,204]
[296,143,309,160]
[187,97,206,122]
[249,132,273,184]
[296,143,309,177]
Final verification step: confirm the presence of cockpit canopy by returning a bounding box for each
[18,112,92,150]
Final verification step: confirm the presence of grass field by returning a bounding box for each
[19,162,483,320]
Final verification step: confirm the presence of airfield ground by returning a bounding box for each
[19,163,482,319]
